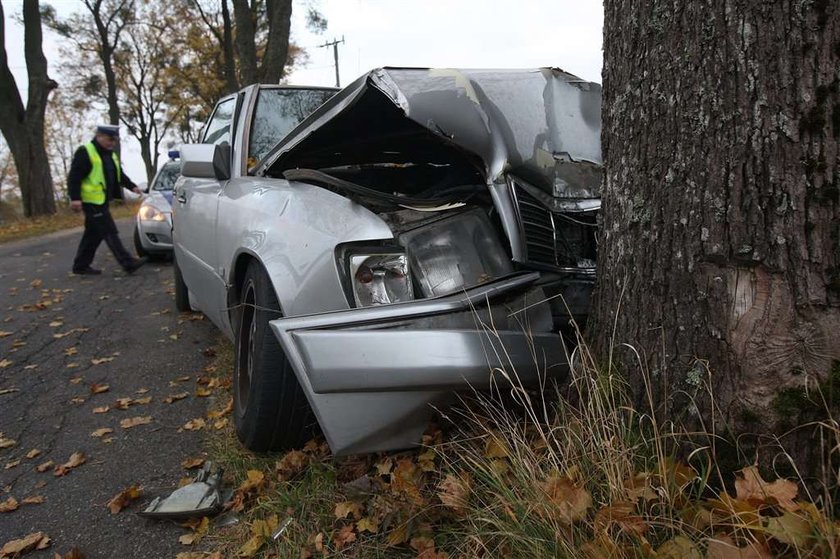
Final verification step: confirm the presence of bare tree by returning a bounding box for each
[593,1,840,469]
[0,0,57,217]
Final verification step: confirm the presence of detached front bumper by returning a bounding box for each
[270,272,569,455]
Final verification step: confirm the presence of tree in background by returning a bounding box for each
[114,3,184,182]
[43,0,135,127]
[45,90,94,201]
[0,0,57,217]
[593,1,839,472]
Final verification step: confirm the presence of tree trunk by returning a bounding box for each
[231,0,257,86]
[220,0,238,92]
[594,1,839,468]
[86,0,125,126]
[0,0,57,217]
[259,0,292,83]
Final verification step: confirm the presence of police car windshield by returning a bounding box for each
[152,163,180,191]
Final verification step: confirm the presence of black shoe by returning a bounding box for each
[72,267,102,275]
[125,257,147,274]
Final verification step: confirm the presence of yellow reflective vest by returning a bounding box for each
[80,142,121,205]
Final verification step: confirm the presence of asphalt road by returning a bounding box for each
[0,218,221,558]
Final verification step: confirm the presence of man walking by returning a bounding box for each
[68,124,146,275]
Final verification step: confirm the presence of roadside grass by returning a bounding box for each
[0,200,140,244]
[191,324,840,558]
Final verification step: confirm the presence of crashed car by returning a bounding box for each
[134,152,181,259]
[173,69,601,455]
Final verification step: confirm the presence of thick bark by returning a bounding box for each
[231,0,257,86]
[259,0,292,83]
[0,0,57,217]
[594,0,840,464]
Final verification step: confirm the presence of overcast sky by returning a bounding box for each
[3,0,603,181]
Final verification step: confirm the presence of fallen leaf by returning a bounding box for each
[734,466,799,512]
[438,473,472,515]
[0,359,12,369]
[23,365,38,370]
[63,347,78,356]
[541,475,592,523]
[178,516,209,546]
[334,501,363,520]
[238,515,278,557]
[90,357,114,366]
[113,398,132,410]
[48,321,63,328]
[91,428,113,438]
[0,438,16,449]
[238,470,266,494]
[25,449,41,460]
[356,517,379,534]
[36,460,54,473]
[485,436,508,458]
[107,486,142,514]
[164,392,189,404]
[0,388,19,395]
[181,458,205,470]
[133,396,152,405]
[333,524,357,550]
[70,398,85,405]
[765,511,814,548]
[213,418,228,430]
[276,450,309,481]
[706,535,773,559]
[89,383,110,395]
[0,331,12,337]
[0,496,19,513]
[92,406,109,414]
[21,496,44,505]
[182,418,205,431]
[54,452,86,476]
[195,387,211,397]
[4,460,20,470]
[0,531,51,555]
[120,416,152,429]
[135,388,149,394]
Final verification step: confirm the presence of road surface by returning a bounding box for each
[0,219,222,558]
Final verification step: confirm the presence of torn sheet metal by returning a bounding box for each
[257,67,602,198]
[139,462,224,520]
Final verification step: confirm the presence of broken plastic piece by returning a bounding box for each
[139,462,224,520]
[272,517,293,541]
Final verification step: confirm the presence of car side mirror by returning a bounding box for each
[212,144,231,181]
[138,181,149,193]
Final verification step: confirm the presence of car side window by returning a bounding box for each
[248,88,336,166]
[203,97,236,146]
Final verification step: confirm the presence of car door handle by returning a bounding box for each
[175,191,186,204]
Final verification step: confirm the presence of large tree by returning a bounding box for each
[593,1,839,468]
[0,0,57,217]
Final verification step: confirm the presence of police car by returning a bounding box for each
[134,151,180,259]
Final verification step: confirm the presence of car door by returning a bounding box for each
[173,94,239,317]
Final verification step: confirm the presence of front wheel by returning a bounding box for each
[173,255,191,312]
[233,260,316,451]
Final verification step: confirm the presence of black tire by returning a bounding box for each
[233,260,315,451]
[173,255,191,312]
[133,226,148,257]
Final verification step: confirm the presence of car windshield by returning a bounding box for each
[248,88,336,167]
[152,163,180,191]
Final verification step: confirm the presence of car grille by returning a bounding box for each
[510,180,597,269]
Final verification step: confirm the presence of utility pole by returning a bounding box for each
[317,36,345,87]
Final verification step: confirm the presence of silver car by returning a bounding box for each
[173,70,601,455]
[134,156,180,258]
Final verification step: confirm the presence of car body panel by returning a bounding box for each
[135,160,180,254]
[174,69,600,455]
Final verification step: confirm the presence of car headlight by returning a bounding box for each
[399,210,512,298]
[338,244,413,307]
[139,204,168,222]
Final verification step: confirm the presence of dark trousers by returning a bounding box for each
[73,203,134,271]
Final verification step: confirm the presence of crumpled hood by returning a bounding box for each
[259,67,602,198]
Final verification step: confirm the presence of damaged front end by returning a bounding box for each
[257,67,601,454]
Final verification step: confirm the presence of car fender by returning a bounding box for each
[218,178,394,331]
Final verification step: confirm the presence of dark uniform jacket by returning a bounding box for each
[67,138,137,203]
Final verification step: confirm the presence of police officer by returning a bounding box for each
[67,124,147,275]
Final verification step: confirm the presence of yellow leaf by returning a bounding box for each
[356,517,379,534]
[541,475,592,523]
[484,436,508,458]
[0,331,12,337]
[374,457,393,476]
[655,536,701,559]
[90,357,114,365]
[734,465,799,511]
[0,531,51,555]
[89,383,110,394]
[107,486,142,514]
[334,501,363,520]
[92,406,110,414]
[0,438,16,449]
[0,496,19,513]
[213,418,228,430]
[133,397,152,405]
[91,428,113,438]
[386,523,408,546]
[195,387,211,397]
[25,449,40,459]
[21,495,44,505]
[238,470,265,493]
[120,416,152,429]
[54,452,86,476]
[181,458,205,470]
[765,511,814,548]
[276,450,309,481]
[182,418,205,431]
[63,347,78,356]
[164,392,189,404]
[706,535,773,559]
[0,359,13,368]
[36,460,54,473]
[4,460,20,470]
